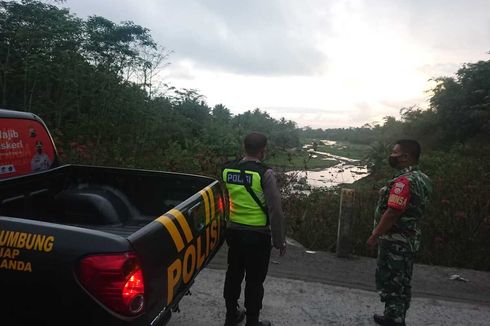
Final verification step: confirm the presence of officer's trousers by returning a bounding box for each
[376,238,415,323]
[224,228,272,322]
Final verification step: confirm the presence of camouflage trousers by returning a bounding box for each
[376,238,415,323]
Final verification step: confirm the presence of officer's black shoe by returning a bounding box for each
[245,320,272,326]
[224,307,245,326]
[373,314,406,326]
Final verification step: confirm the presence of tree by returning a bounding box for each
[0,0,83,114]
[365,141,390,174]
[430,59,490,144]
[82,16,156,75]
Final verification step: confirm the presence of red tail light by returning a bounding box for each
[76,252,145,316]
[218,195,224,213]
[227,195,233,212]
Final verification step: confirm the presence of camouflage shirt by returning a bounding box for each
[375,166,432,251]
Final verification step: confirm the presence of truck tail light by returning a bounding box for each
[218,195,224,213]
[76,252,145,316]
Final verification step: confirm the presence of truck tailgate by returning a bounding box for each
[128,181,227,326]
[0,217,147,325]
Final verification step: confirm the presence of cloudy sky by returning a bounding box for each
[62,0,490,128]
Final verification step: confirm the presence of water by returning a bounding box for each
[288,140,369,188]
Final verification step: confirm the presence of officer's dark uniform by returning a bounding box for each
[222,158,284,326]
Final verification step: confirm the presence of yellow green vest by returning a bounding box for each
[222,160,268,226]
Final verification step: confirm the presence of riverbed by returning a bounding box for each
[288,140,369,188]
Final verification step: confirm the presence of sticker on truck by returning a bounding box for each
[0,118,56,178]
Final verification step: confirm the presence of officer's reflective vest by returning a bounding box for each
[222,160,269,226]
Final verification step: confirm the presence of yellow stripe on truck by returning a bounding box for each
[165,191,223,306]
[206,187,215,222]
[200,190,210,225]
[156,215,185,252]
[168,209,193,243]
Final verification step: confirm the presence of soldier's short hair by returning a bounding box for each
[244,132,267,155]
[396,139,421,162]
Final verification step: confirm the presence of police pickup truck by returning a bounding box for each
[0,108,228,325]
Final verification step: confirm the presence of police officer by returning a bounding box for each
[222,132,286,326]
[367,139,432,326]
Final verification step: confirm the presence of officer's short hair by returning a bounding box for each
[244,132,267,155]
[396,139,421,162]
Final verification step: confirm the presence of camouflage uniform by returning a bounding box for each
[374,166,432,323]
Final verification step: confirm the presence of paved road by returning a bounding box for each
[168,268,490,326]
[208,239,490,305]
[168,240,490,325]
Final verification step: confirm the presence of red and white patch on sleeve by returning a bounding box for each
[387,176,411,211]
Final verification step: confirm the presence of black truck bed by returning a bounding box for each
[0,164,211,229]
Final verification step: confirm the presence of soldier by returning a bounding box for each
[367,139,432,326]
[221,132,287,326]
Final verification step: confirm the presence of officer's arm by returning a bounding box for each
[262,169,286,250]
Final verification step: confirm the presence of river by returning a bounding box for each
[287,140,369,189]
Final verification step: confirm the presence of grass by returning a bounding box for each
[266,139,370,170]
[265,150,338,171]
[314,141,371,160]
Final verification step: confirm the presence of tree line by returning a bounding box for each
[0,0,299,176]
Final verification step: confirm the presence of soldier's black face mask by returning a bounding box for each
[388,155,400,168]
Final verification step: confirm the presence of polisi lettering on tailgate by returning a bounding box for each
[157,186,221,304]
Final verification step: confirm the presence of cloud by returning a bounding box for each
[418,63,462,79]
[160,0,329,76]
[381,98,428,112]
[163,61,196,81]
[267,108,353,129]
[263,103,381,129]
[405,0,490,56]
[64,0,328,76]
[64,0,490,78]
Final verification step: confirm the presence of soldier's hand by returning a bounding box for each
[366,234,378,250]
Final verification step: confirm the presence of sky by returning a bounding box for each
[61,0,490,128]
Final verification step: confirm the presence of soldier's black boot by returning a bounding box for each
[374,314,406,326]
[224,306,245,326]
